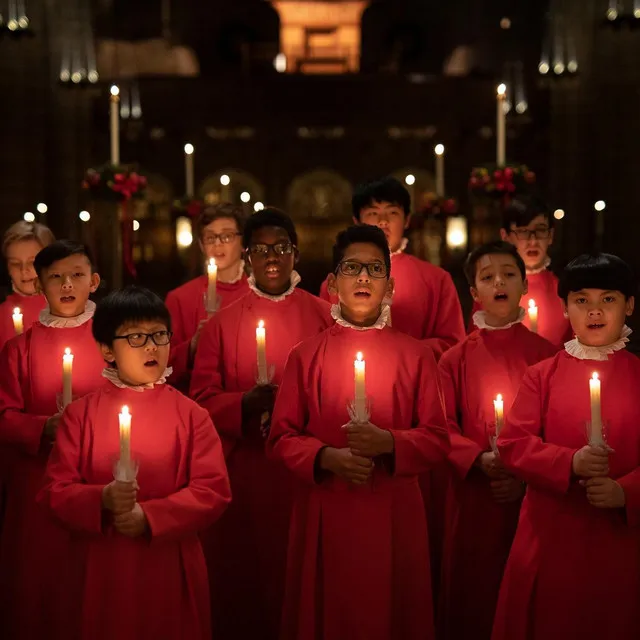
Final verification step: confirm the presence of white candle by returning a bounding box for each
[184,143,195,197]
[12,307,23,335]
[62,347,73,408]
[590,373,603,446]
[354,352,366,420]
[496,83,507,166]
[119,405,132,465]
[109,85,120,166]
[494,394,504,436]
[528,299,538,333]
[207,258,217,311]
[435,144,445,197]
[256,320,268,383]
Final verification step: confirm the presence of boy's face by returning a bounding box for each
[6,239,43,296]
[565,288,634,347]
[471,253,527,324]
[356,200,409,254]
[200,217,243,272]
[500,214,553,271]
[101,320,171,386]
[246,226,296,295]
[38,254,99,317]
[327,242,394,322]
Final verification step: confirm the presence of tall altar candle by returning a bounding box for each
[354,352,366,419]
[256,320,268,383]
[184,143,195,197]
[119,405,132,466]
[496,83,507,166]
[207,258,217,311]
[494,394,504,436]
[528,299,538,333]
[62,347,73,408]
[12,307,23,335]
[590,372,604,446]
[434,144,445,197]
[109,85,120,166]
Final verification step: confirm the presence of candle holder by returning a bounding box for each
[202,292,222,316]
[347,396,371,425]
[585,421,614,452]
[113,458,139,483]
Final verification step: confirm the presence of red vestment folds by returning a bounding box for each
[267,324,450,640]
[190,287,332,640]
[166,273,249,391]
[0,293,47,351]
[493,349,640,640]
[0,320,105,640]
[38,383,231,640]
[468,269,572,348]
[320,252,464,361]
[437,323,557,640]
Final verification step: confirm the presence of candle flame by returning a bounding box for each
[497,83,507,96]
[64,347,71,356]
[209,257,216,267]
[496,393,503,402]
[592,372,599,381]
[258,320,264,329]
[13,307,20,315]
[528,299,536,309]
[121,405,130,416]
[110,84,120,96]
[356,352,363,362]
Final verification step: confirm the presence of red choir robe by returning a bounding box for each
[0,292,47,351]
[267,323,451,640]
[468,269,572,348]
[493,348,640,640]
[437,322,557,640]
[166,272,249,391]
[320,251,465,361]
[190,284,332,640]
[0,316,105,640]
[38,381,231,640]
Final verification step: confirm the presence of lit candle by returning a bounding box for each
[496,83,507,166]
[12,307,23,335]
[589,373,604,446]
[528,299,538,333]
[62,348,73,408]
[207,258,217,312]
[109,85,120,166]
[119,405,132,466]
[184,143,195,197]
[354,352,366,420]
[494,394,504,436]
[434,144,445,197]
[256,320,268,383]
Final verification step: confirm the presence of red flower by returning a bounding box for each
[493,170,503,180]
[504,167,514,180]
[443,199,457,214]
[114,174,125,183]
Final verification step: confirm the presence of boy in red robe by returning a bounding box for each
[0,240,105,640]
[268,224,450,640]
[438,241,557,640]
[166,203,249,390]
[468,195,571,347]
[39,286,231,640]
[319,177,464,361]
[190,207,331,640]
[494,253,640,640]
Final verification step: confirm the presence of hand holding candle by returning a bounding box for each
[62,348,73,408]
[256,320,268,384]
[589,372,604,446]
[528,299,538,333]
[12,307,23,335]
[119,405,132,467]
[494,393,504,437]
[207,258,217,312]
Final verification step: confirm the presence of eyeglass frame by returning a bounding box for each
[201,232,242,246]
[112,330,173,348]
[508,226,552,241]
[335,259,389,279]
[247,241,296,257]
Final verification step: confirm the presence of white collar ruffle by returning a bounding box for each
[564,325,631,361]
[473,307,526,331]
[331,303,391,331]
[39,300,96,328]
[391,238,409,257]
[218,259,245,285]
[248,271,300,302]
[102,366,173,391]
[526,256,551,276]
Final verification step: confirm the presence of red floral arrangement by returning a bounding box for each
[468,163,536,201]
[172,196,205,218]
[420,192,458,216]
[82,165,147,202]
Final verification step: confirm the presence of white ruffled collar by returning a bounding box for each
[218,259,245,285]
[526,256,551,276]
[39,300,95,328]
[248,271,300,302]
[564,325,631,361]
[102,366,173,391]
[473,307,526,331]
[331,303,391,331]
[391,238,409,257]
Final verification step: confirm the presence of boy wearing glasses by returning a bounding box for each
[166,203,249,390]
[268,225,449,640]
[0,241,105,640]
[191,208,331,640]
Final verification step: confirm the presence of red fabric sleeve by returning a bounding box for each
[267,348,327,484]
[617,468,640,528]
[141,410,231,540]
[38,401,104,534]
[467,299,482,334]
[190,317,244,440]
[438,349,484,478]
[497,366,576,493]
[0,337,49,456]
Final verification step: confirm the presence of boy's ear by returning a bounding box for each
[89,272,101,293]
[352,216,360,225]
[522,277,529,297]
[34,277,42,295]
[386,277,395,299]
[327,273,338,296]
[100,342,116,364]
[562,302,569,318]
[470,286,481,303]
[626,295,635,317]
[499,228,509,242]
[404,213,411,230]
[293,247,300,265]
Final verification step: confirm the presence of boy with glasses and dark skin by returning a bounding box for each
[190,207,331,640]
[165,203,249,391]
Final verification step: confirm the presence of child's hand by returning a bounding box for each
[475,451,506,479]
[583,477,626,509]
[344,421,394,458]
[241,385,278,423]
[113,503,148,538]
[43,413,62,441]
[490,475,525,503]
[319,447,374,485]
[572,445,609,478]
[102,480,138,514]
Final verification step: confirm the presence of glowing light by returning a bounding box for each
[71,72,82,84]
[497,83,507,97]
[110,85,120,97]
[500,17,511,29]
[594,200,606,212]
[607,8,618,20]
[553,62,565,75]
[36,203,48,213]
[515,101,528,114]
[220,174,230,186]
[240,191,251,203]
[23,212,35,222]
[184,143,194,155]
[88,70,99,83]
[176,217,193,248]
[434,144,445,156]
[132,220,140,231]
[254,202,265,212]
[553,209,565,220]
[79,211,91,222]
[446,216,468,250]
[538,61,550,75]
[274,53,287,73]
[567,60,578,73]
[405,174,416,186]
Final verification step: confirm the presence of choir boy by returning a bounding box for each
[39,286,231,640]
[0,240,104,640]
[438,241,557,640]
[469,195,571,347]
[268,224,450,640]
[166,203,249,390]
[320,177,464,361]
[190,207,332,640]
[493,253,640,640]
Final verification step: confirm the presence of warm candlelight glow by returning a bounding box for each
[496,84,507,166]
[256,321,268,383]
[110,85,120,97]
[589,372,603,446]
[206,258,218,312]
[494,393,504,436]
[434,144,445,156]
[62,348,74,408]
[497,83,507,97]
[354,352,366,421]
[12,307,23,335]
[528,299,538,333]
[119,405,132,466]
[184,143,194,155]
